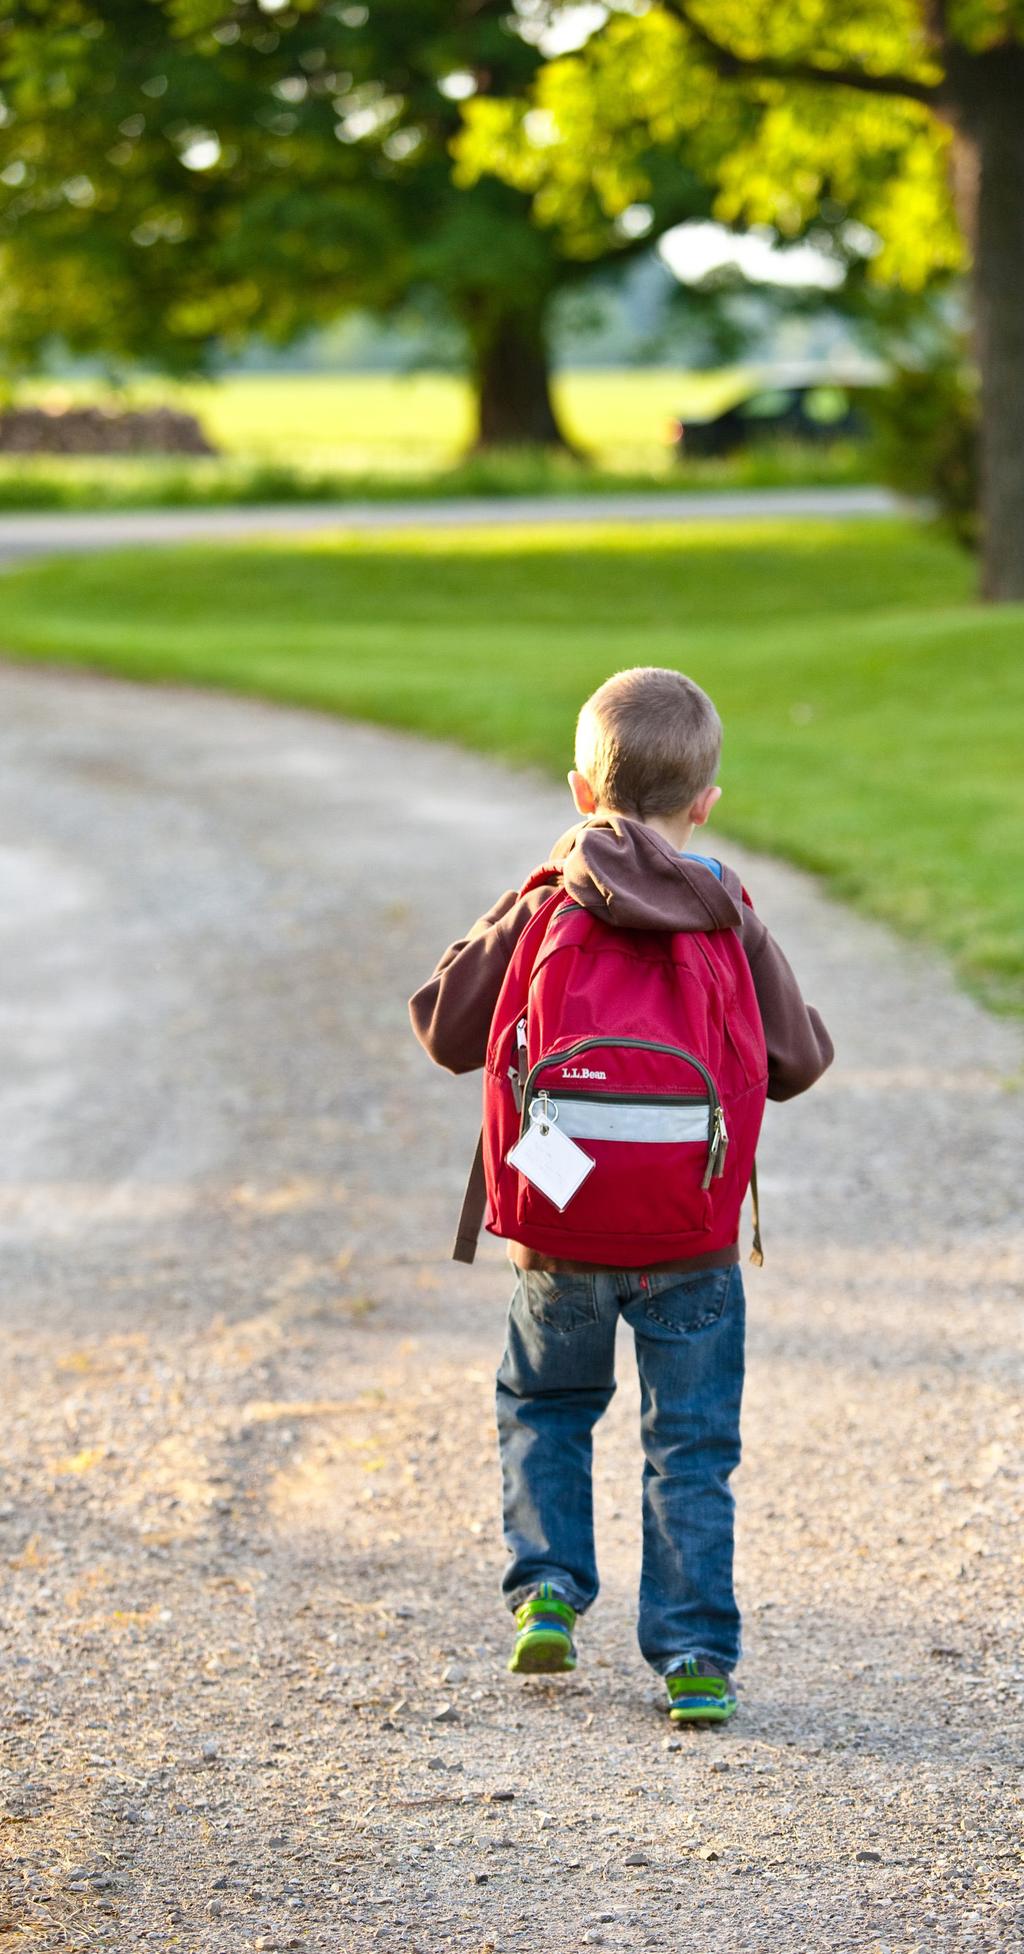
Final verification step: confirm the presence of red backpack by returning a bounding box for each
[454,870,768,1267]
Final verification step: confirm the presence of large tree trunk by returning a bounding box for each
[460,294,573,452]
[949,47,1024,601]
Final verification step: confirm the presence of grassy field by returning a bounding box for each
[1,517,1019,1009]
[22,369,748,468]
[3,368,872,510]
[181,368,748,465]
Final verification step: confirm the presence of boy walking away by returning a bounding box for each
[409,668,833,1724]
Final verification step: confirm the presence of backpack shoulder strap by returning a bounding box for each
[452,1131,487,1266]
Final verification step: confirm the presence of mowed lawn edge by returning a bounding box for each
[1,516,1020,1014]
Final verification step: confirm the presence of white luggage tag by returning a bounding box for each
[507,1094,595,1212]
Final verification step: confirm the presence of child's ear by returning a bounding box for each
[568,770,597,816]
[690,784,722,828]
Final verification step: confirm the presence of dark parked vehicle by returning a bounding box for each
[671,368,878,460]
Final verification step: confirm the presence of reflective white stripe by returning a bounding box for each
[536,1096,710,1144]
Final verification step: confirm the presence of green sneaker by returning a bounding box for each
[508,1584,577,1674]
[665,1657,736,1724]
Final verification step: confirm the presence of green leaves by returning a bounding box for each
[0,0,565,380]
[458,2,964,289]
[456,12,735,258]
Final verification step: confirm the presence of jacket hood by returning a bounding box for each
[545,815,744,933]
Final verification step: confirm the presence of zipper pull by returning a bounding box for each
[507,1065,523,1113]
[702,1106,729,1188]
[515,1016,529,1096]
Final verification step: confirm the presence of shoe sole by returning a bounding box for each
[508,1631,577,1675]
[668,1701,736,1724]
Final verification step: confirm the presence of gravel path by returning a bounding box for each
[0,663,1020,1954]
[0,487,901,563]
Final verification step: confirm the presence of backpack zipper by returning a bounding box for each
[506,1016,529,1113]
[521,1035,727,1187]
[549,1087,707,1107]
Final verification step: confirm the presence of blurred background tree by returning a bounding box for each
[0,0,945,456]
[467,0,1014,592]
[663,0,1023,600]
[0,0,735,451]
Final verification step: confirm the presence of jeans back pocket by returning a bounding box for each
[639,1266,735,1336]
[519,1269,600,1334]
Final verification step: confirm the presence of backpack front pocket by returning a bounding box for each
[511,1037,724,1245]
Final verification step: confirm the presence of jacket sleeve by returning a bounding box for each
[408,888,548,1075]
[739,905,835,1101]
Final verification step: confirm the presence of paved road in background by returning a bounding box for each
[0,485,902,562]
[0,662,1019,1952]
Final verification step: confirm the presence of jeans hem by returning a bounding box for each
[646,1647,741,1678]
[505,1577,592,1616]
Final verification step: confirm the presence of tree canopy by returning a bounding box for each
[0,0,719,441]
[461,0,1024,596]
[0,0,951,438]
[456,5,961,288]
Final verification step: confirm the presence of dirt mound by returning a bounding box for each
[0,402,218,456]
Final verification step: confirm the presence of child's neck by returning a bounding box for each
[599,806,696,853]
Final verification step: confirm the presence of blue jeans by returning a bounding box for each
[495,1264,745,1675]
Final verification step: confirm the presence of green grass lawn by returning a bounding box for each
[0,440,870,513]
[1,516,1020,1009]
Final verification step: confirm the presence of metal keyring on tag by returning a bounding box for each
[529,1094,557,1133]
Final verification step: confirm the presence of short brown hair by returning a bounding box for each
[575,667,722,820]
